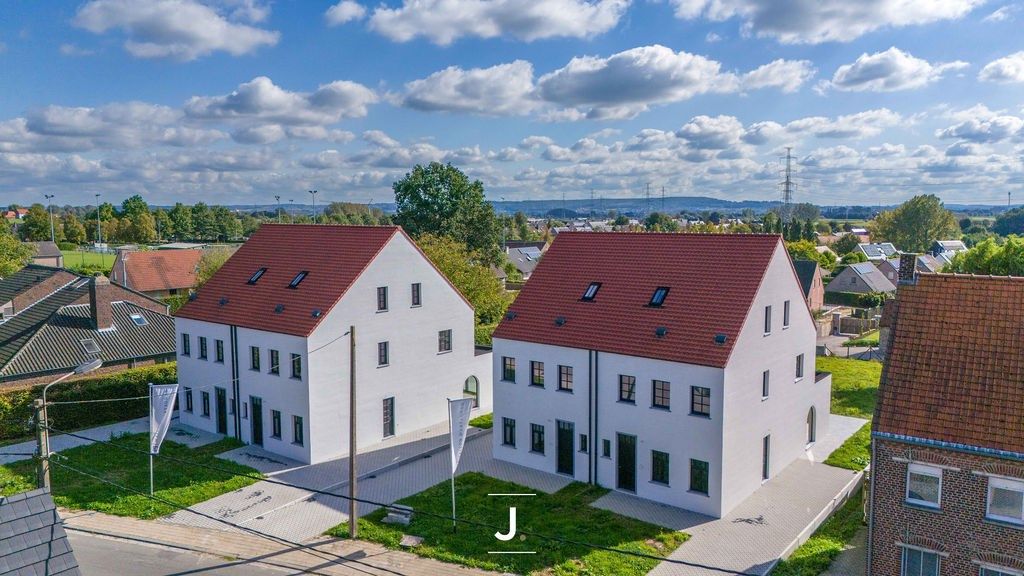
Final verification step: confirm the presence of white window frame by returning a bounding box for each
[979,564,1024,576]
[901,546,940,576]
[986,476,1024,525]
[905,463,942,508]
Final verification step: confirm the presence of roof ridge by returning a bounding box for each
[4,276,81,321]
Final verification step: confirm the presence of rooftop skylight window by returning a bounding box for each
[288,271,309,289]
[649,287,670,307]
[581,282,601,301]
[248,268,267,285]
[129,314,148,326]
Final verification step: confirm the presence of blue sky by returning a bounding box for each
[1,0,1022,207]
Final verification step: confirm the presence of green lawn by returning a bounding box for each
[843,330,879,347]
[0,433,259,519]
[823,423,871,471]
[817,356,881,420]
[327,472,688,576]
[62,250,113,273]
[772,490,864,576]
[468,413,492,429]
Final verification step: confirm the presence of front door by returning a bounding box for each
[556,420,574,476]
[250,396,263,446]
[616,433,636,492]
[214,387,228,435]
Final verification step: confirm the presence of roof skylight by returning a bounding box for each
[129,314,148,326]
[581,282,601,301]
[649,287,670,307]
[248,268,267,285]
[288,271,309,289]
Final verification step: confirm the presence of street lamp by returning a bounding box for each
[44,194,55,243]
[309,190,318,224]
[275,195,282,224]
[94,193,102,246]
[37,358,102,489]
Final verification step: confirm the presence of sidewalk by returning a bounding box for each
[62,508,496,576]
[823,527,867,576]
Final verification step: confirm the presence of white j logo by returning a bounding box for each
[494,507,517,541]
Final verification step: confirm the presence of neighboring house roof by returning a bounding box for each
[505,244,544,277]
[30,241,62,259]
[504,241,546,251]
[493,232,787,368]
[0,265,67,305]
[176,224,467,337]
[0,488,81,576]
[931,240,967,253]
[915,254,944,273]
[792,259,820,299]
[848,262,898,292]
[876,274,1024,454]
[857,242,899,260]
[155,242,207,250]
[110,249,202,293]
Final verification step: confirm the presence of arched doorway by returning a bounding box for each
[463,376,479,408]
[806,407,816,445]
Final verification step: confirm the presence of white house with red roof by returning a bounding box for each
[491,232,831,517]
[174,224,491,464]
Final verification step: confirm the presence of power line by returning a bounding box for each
[44,425,757,575]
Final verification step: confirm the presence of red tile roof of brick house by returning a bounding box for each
[492,232,788,368]
[110,249,202,293]
[875,274,1024,454]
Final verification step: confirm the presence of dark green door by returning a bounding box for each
[616,433,636,492]
[556,420,574,476]
[250,396,263,446]
[215,387,228,435]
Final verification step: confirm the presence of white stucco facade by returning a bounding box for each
[491,243,831,517]
[176,232,492,464]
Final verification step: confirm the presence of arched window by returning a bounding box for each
[807,407,816,445]
[464,376,479,408]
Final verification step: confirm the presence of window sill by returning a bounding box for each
[688,489,710,498]
[501,378,516,384]
[763,332,771,337]
[904,500,942,512]
[292,442,304,447]
[250,368,260,372]
[378,364,389,369]
[199,357,208,361]
[269,372,280,376]
[651,405,671,411]
[410,304,422,308]
[201,414,210,419]
[529,450,545,456]
[983,517,1024,530]
[529,384,544,388]
[761,396,769,402]
[376,309,388,314]
[290,376,302,381]
[795,377,804,383]
[271,435,281,440]
[383,434,395,439]
[437,350,452,355]
[618,399,637,405]
[782,325,790,330]
[501,443,516,448]
[690,412,711,419]
[557,388,573,393]
[649,480,670,487]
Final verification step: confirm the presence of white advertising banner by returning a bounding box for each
[448,398,475,473]
[150,383,179,454]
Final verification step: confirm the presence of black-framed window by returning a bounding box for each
[184,387,193,412]
[248,267,267,284]
[250,346,260,371]
[762,435,771,480]
[201,391,210,417]
[762,370,770,398]
[411,282,421,306]
[269,349,280,375]
[619,375,636,403]
[291,353,302,379]
[530,423,545,454]
[181,333,191,356]
[795,354,805,379]
[558,365,573,391]
[199,336,208,359]
[502,417,516,447]
[581,282,600,301]
[288,271,308,289]
[383,397,395,438]
[438,329,452,353]
[579,433,589,453]
[215,339,224,363]
[783,300,791,328]
[530,361,544,387]
[377,286,388,311]
[649,286,670,307]
[691,386,711,416]
[271,410,281,439]
[652,450,670,485]
[764,305,772,334]
[293,415,304,446]
[378,341,390,366]
[652,380,670,409]
[690,459,709,494]
[502,357,516,382]
[602,439,611,458]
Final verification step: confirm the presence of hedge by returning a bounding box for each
[0,363,177,442]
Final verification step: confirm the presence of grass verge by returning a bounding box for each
[327,472,688,576]
[772,489,864,576]
[817,356,880,420]
[843,330,879,347]
[468,413,492,429]
[824,423,872,471]
[0,433,259,519]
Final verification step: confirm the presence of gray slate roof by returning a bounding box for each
[0,489,81,576]
[857,242,899,260]
[792,259,819,298]
[30,241,62,259]
[0,265,63,305]
[850,261,898,292]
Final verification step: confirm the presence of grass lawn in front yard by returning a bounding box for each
[772,490,864,576]
[823,423,871,471]
[468,413,492,429]
[0,433,259,519]
[61,249,114,272]
[843,330,879,347]
[327,472,689,576]
[817,356,881,420]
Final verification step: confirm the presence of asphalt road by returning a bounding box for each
[68,531,291,575]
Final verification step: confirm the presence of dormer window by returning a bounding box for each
[649,287,670,307]
[248,268,267,285]
[581,282,601,301]
[288,271,309,289]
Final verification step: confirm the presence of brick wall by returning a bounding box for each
[869,438,1024,575]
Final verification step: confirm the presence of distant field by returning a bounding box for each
[62,250,114,271]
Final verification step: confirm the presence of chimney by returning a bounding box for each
[90,274,113,331]
[898,253,918,285]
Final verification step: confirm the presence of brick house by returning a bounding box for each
[110,248,202,299]
[868,256,1024,576]
[793,259,825,311]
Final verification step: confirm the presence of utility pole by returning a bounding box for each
[309,190,318,224]
[289,199,295,223]
[590,188,594,219]
[645,183,651,216]
[1010,192,1012,209]
[44,194,55,242]
[34,399,47,489]
[781,147,795,223]
[348,325,358,538]
[94,193,102,246]
[275,195,282,223]
[661,186,665,212]
[500,197,506,249]
[561,191,566,220]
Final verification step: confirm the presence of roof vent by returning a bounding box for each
[274,304,285,314]
[655,326,668,338]
[714,333,728,345]
[188,293,198,301]
[311,309,322,318]
[219,297,229,306]
[555,316,567,326]
[505,311,517,320]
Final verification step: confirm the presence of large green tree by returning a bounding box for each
[868,194,959,253]
[787,239,836,270]
[169,203,193,240]
[18,204,55,242]
[416,234,511,334]
[945,236,1024,276]
[61,212,86,244]
[832,233,861,255]
[393,162,501,265]
[644,212,680,232]
[192,203,217,241]
[0,223,33,276]
[994,208,1024,237]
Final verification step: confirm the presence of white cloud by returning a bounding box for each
[705,31,722,42]
[401,61,539,115]
[184,76,377,125]
[73,0,279,60]
[59,44,95,56]
[787,108,903,139]
[676,115,745,149]
[670,0,983,44]
[368,0,629,45]
[982,5,1018,22]
[325,1,366,25]
[741,59,815,92]
[978,51,1024,83]
[821,47,967,92]
[936,108,1024,142]
[741,121,784,144]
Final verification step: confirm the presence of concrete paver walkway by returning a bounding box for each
[590,414,866,576]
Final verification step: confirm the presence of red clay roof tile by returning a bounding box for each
[111,249,202,293]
